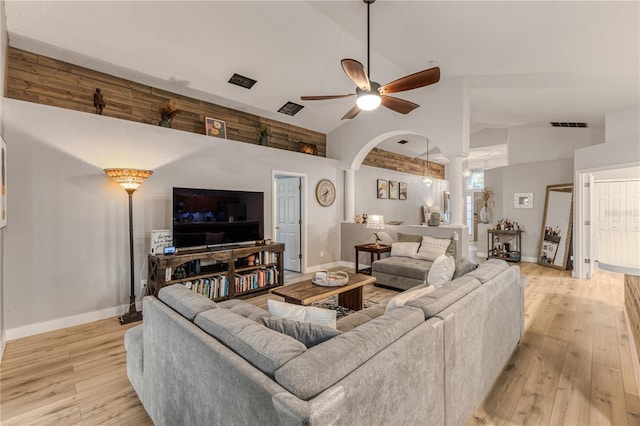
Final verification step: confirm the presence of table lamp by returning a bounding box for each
[104,168,153,324]
[367,214,385,247]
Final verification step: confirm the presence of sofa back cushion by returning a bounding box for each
[261,317,342,348]
[466,259,509,284]
[194,308,306,377]
[217,299,269,323]
[397,232,423,243]
[390,242,421,258]
[452,257,478,280]
[274,306,424,400]
[414,236,451,261]
[158,284,217,321]
[407,276,481,318]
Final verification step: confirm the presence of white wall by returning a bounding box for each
[605,107,640,144]
[0,0,7,359]
[508,126,604,165]
[354,165,449,226]
[3,99,344,337]
[484,159,574,261]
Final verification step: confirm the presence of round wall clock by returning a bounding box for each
[316,179,336,207]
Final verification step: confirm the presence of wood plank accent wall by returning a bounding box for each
[362,147,445,179]
[6,47,445,177]
[625,274,640,371]
[6,47,327,156]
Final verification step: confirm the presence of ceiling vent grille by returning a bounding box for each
[397,139,409,145]
[228,73,257,89]
[278,102,304,116]
[550,122,588,128]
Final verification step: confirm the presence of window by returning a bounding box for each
[465,170,484,190]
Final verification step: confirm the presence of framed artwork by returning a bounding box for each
[399,182,407,200]
[514,192,533,208]
[377,179,388,199]
[205,117,227,139]
[1,137,5,228]
[389,181,399,199]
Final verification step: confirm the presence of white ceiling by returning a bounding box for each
[4,1,639,154]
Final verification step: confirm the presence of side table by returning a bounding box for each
[354,243,391,275]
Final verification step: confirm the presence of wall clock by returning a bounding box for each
[316,179,336,207]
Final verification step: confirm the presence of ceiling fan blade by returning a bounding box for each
[341,59,371,92]
[300,94,354,101]
[378,67,441,95]
[341,104,361,120]
[380,95,420,115]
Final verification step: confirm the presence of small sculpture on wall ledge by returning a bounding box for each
[159,102,181,128]
[93,88,106,115]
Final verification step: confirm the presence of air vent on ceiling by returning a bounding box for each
[278,102,304,116]
[228,73,257,89]
[397,139,409,145]
[550,122,588,128]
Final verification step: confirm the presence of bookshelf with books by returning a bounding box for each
[147,242,285,301]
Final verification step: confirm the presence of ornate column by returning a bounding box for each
[344,168,356,222]
[446,153,466,226]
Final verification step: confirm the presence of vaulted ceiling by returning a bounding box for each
[5,1,639,146]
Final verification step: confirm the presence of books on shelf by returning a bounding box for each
[182,275,229,300]
[258,251,278,265]
[234,266,279,294]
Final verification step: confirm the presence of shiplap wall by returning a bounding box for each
[6,46,444,177]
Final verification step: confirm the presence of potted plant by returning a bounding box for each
[257,124,272,146]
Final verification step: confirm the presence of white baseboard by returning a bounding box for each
[5,301,143,341]
[0,328,6,362]
[624,307,640,397]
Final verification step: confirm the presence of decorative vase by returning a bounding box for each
[480,204,492,224]
[260,134,268,146]
[355,215,361,223]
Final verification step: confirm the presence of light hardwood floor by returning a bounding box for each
[1,263,639,425]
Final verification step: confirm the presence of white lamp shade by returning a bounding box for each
[367,214,385,230]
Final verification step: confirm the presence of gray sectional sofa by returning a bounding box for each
[125,259,524,426]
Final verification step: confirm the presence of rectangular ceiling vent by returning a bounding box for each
[228,73,257,89]
[278,102,304,116]
[550,122,588,128]
[397,139,409,145]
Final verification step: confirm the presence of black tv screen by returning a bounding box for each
[172,187,264,249]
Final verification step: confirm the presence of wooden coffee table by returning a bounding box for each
[271,272,376,311]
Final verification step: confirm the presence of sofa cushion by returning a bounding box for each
[194,308,306,376]
[267,300,337,328]
[371,256,433,281]
[407,276,481,318]
[274,306,424,400]
[453,257,478,280]
[385,284,435,313]
[397,232,424,243]
[336,303,386,332]
[124,324,144,373]
[261,317,342,348]
[415,236,451,261]
[390,242,421,258]
[427,255,455,288]
[466,259,509,284]
[218,299,269,322]
[158,284,217,321]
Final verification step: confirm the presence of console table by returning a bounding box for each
[487,229,522,262]
[354,243,391,274]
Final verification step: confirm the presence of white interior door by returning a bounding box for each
[275,177,301,272]
[627,181,640,265]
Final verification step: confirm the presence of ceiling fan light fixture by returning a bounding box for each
[356,92,381,111]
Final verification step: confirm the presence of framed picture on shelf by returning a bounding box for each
[377,179,388,199]
[399,182,407,200]
[1,137,5,228]
[389,181,399,199]
[205,117,227,139]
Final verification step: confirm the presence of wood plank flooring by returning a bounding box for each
[1,262,638,425]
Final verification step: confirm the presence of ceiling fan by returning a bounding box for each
[301,0,441,120]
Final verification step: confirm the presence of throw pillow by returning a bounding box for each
[452,257,478,280]
[427,254,455,288]
[385,284,435,314]
[414,236,451,261]
[397,233,423,244]
[267,299,337,328]
[261,316,342,348]
[390,242,421,258]
[446,240,456,257]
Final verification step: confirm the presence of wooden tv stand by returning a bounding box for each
[147,242,284,300]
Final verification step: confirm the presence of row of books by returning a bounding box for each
[182,276,229,300]
[235,267,279,293]
[257,251,278,265]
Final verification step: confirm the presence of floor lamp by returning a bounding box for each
[104,168,153,325]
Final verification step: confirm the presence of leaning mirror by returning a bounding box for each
[538,183,573,270]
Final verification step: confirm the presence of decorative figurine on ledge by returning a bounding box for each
[93,88,106,115]
[159,102,180,128]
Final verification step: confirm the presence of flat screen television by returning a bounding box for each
[172,187,264,249]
